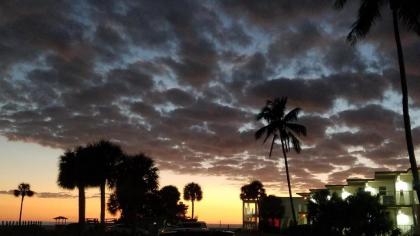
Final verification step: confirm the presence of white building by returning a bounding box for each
[299,168,419,234]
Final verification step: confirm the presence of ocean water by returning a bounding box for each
[207,224,242,229]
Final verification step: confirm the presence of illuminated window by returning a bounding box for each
[341,190,351,199]
[397,210,411,226]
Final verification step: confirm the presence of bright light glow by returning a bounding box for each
[396,176,409,191]
[397,210,411,226]
[327,195,331,200]
[365,184,378,196]
[341,190,351,199]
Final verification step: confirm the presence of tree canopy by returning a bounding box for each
[307,190,393,236]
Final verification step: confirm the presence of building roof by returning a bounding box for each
[299,167,420,195]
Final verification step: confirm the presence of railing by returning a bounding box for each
[298,203,307,213]
[379,191,415,206]
[0,221,42,227]
[398,225,414,234]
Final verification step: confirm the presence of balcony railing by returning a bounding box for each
[298,203,307,213]
[379,191,415,206]
[398,225,414,234]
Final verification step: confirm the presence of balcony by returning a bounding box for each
[298,203,307,213]
[379,191,415,206]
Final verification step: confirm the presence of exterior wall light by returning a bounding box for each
[341,189,351,199]
[365,184,378,195]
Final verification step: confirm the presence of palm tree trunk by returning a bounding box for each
[281,139,297,226]
[100,182,106,225]
[78,185,86,231]
[391,5,420,204]
[19,195,24,225]
[192,200,195,219]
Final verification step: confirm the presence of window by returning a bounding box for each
[379,186,387,195]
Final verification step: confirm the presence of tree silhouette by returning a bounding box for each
[240,180,266,201]
[176,202,189,221]
[107,153,159,225]
[183,182,203,219]
[255,97,307,225]
[260,195,285,232]
[307,190,346,235]
[13,183,34,225]
[240,180,267,229]
[57,147,91,228]
[160,185,182,223]
[87,140,123,225]
[308,190,392,235]
[335,0,420,202]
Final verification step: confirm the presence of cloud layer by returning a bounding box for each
[1,0,420,192]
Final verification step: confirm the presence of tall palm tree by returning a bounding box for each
[57,147,90,228]
[13,183,34,225]
[87,140,123,225]
[335,0,420,203]
[183,182,203,219]
[255,97,307,225]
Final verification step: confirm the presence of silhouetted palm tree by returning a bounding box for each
[255,97,307,225]
[240,180,266,201]
[88,140,123,225]
[183,182,203,219]
[107,153,159,225]
[13,183,34,225]
[335,0,420,202]
[57,148,90,228]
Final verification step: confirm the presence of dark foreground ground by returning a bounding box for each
[0,226,288,236]
[236,231,285,236]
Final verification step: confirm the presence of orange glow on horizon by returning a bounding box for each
[0,137,294,225]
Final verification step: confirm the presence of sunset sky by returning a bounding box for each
[1,0,420,224]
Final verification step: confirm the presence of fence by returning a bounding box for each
[398,225,414,235]
[0,221,42,227]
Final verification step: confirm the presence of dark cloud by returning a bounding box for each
[36,192,77,199]
[241,72,390,112]
[0,190,95,199]
[1,0,420,193]
[0,190,13,195]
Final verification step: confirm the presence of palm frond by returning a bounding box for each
[398,1,420,35]
[27,190,34,197]
[13,190,20,197]
[286,123,307,137]
[289,132,302,153]
[263,124,275,144]
[284,108,302,122]
[280,134,291,153]
[255,126,267,140]
[256,106,273,121]
[272,97,287,118]
[347,0,384,44]
[268,135,277,158]
[334,0,348,9]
